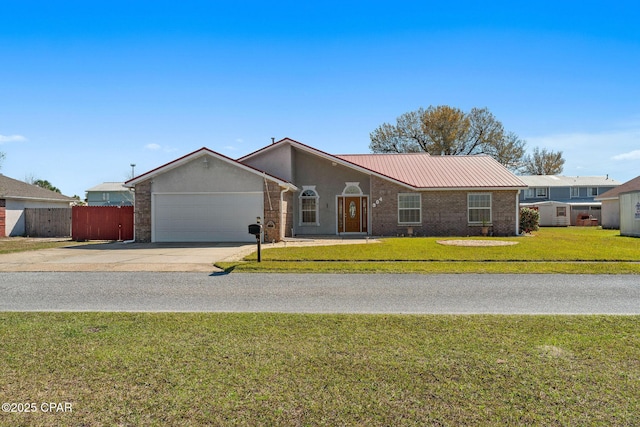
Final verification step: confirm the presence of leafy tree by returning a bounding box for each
[521,147,565,175]
[370,105,526,170]
[33,179,61,193]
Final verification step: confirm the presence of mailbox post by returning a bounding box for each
[248,218,263,262]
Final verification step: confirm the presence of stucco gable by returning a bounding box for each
[125,147,295,190]
[240,138,526,190]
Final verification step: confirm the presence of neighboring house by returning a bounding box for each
[0,174,75,237]
[125,138,527,243]
[86,182,134,206]
[519,175,621,226]
[595,175,640,230]
[619,189,640,237]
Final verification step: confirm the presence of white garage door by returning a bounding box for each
[153,193,262,242]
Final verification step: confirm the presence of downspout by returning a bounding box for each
[280,187,291,241]
[123,187,136,243]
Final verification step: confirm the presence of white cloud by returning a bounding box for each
[612,150,640,161]
[0,134,27,143]
[523,126,640,181]
[145,143,161,150]
[525,128,640,151]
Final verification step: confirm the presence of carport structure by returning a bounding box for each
[126,148,296,243]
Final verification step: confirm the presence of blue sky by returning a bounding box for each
[1,1,639,198]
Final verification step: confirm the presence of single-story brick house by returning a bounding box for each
[0,174,76,237]
[126,138,527,243]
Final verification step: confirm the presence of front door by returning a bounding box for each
[344,197,361,232]
[338,196,368,233]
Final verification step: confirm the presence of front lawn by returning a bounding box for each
[217,227,640,273]
[1,313,638,426]
[0,238,86,254]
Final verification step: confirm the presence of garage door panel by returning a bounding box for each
[153,193,262,242]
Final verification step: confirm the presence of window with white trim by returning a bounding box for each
[526,187,548,198]
[556,206,566,217]
[299,186,319,225]
[342,182,363,195]
[589,187,598,197]
[571,187,580,198]
[398,193,421,224]
[468,193,492,224]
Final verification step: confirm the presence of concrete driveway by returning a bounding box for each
[0,237,376,272]
[0,241,258,272]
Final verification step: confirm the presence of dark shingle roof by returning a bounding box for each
[0,174,75,202]
[596,175,640,200]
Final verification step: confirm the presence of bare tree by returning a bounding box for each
[521,147,565,175]
[369,105,526,170]
[370,108,428,153]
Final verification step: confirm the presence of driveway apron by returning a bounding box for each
[0,242,256,272]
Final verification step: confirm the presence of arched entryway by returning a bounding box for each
[337,182,368,234]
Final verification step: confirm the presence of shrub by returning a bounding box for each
[520,207,540,234]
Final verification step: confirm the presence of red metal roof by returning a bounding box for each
[336,153,527,189]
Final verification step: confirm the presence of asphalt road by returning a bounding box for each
[1,272,638,314]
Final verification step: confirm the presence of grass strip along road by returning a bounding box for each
[1,313,638,426]
[218,227,640,273]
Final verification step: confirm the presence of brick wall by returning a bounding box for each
[370,176,518,236]
[489,191,520,236]
[0,199,5,237]
[133,180,152,242]
[263,180,282,242]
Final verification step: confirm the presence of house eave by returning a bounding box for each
[242,138,526,192]
[125,147,295,190]
[413,186,528,192]
[2,195,74,203]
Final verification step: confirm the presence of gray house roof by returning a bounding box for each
[518,175,621,187]
[0,174,75,202]
[595,175,640,200]
[86,182,129,192]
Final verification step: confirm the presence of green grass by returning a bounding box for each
[0,237,87,254]
[217,227,640,273]
[1,313,638,426]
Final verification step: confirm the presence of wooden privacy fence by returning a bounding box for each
[72,206,134,241]
[25,208,72,237]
